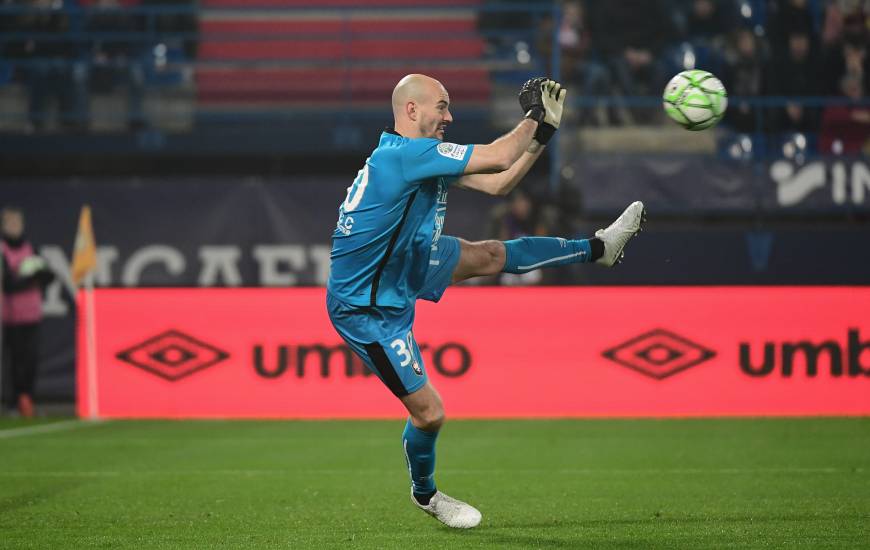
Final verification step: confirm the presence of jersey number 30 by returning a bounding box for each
[336,164,368,235]
[343,165,370,212]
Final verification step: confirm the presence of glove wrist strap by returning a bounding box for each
[534,122,557,145]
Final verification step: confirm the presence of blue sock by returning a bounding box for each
[503,237,593,274]
[402,418,438,501]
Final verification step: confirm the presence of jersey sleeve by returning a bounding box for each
[400,139,474,182]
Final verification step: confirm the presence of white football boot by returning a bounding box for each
[595,200,646,267]
[411,490,482,529]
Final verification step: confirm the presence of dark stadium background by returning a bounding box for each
[1,0,868,407]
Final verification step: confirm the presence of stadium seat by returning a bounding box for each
[196,67,491,104]
[195,0,491,108]
[202,0,479,6]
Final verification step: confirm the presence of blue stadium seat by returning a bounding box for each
[144,45,187,87]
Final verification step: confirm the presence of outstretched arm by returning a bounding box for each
[461,118,539,176]
[454,140,544,196]
[454,78,565,196]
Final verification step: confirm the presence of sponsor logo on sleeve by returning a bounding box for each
[437,142,468,161]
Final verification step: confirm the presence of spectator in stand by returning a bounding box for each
[487,190,552,286]
[681,0,736,46]
[821,8,870,95]
[767,0,819,59]
[821,0,870,47]
[818,5,870,153]
[1,207,54,418]
[722,26,768,133]
[537,1,612,125]
[676,0,739,74]
[820,72,870,154]
[536,1,585,84]
[587,0,677,123]
[821,0,846,46]
[86,0,148,130]
[2,0,89,132]
[767,27,823,133]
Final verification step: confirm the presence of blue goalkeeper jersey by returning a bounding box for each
[327,129,474,309]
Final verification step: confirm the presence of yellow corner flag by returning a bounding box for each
[71,205,98,287]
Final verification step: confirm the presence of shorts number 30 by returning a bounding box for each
[390,335,413,367]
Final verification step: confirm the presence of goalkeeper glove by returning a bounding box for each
[518,78,567,145]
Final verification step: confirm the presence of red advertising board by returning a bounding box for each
[77,287,870,418]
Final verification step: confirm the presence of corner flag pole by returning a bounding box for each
[72,205,99,420]
[84,272,99,420]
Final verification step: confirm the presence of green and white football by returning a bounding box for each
[662,70,728,131]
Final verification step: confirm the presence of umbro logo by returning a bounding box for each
[602,329,716,380]
[116,330,230,381]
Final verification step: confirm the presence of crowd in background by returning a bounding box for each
[0,0,196,132]
[1,0,867,150]
[538,0,869,152]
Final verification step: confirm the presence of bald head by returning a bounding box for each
[391,74,452,140]
[392,74,444,114]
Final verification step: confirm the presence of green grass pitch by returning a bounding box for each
[0,417,868,549]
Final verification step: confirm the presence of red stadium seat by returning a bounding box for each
[202,0,479,6]
[196,67,491,105]
[194,1,491,108]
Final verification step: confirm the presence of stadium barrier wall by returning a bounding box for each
[12,177,869,403]
[564,154,870,216]
[77,287,870,419]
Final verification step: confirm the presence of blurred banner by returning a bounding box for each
[3,177,493,402]
[77,287,870,418]
[4,178,493,294]
[566,155,870,215]
[4,178,870,403]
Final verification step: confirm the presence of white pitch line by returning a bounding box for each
[0,420,104,440]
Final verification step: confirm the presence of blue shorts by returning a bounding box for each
[326,236,460,397]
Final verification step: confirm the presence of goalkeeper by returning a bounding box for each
[326,74,644,528]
